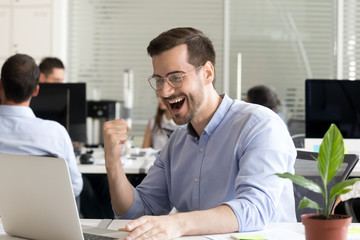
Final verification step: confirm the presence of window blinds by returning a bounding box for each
[342,0,360,80]
[229,0,337,120]
[69,0,354,135]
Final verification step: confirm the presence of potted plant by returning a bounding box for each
[276,123,360,240]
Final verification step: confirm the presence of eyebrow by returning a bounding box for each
[152,70,185,78]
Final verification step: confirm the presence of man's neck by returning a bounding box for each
[1,99,30,107]
[190,91,223,138]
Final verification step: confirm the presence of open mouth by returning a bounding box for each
[168,97,185,111]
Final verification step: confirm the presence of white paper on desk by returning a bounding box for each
[121,157,132,166]
[205,233,232,240]
[95,159,105,165]
[94,157,130,166]
[206,228,304,240]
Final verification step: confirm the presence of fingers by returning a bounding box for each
[118,227,130,232]
[126,216,148,231]
[126,217,155,240]
[103,119,130,167]
[103,119,130,144]
[124,216,173,240]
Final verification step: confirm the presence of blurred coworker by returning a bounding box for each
[39,57,65,83]
[142,96,181,150]
[246,85,286,123]
[0,54,83,198]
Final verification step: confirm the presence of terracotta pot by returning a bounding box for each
[301,213,352,240]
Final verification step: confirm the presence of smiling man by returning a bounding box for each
[103,27,296,239]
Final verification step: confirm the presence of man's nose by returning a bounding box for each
[159,79,175,98]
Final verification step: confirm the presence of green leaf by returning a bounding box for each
[317,124,344,185]
[333,188,353,198]
[298,196,320,212]
[276,172,323,193]
[329,178,360,203]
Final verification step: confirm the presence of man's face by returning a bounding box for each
[40,68,65,83]
[152,44,205,125]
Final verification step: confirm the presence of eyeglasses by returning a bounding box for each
[148,66,202,91]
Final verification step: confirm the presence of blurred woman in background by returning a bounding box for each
[142,97,180,150]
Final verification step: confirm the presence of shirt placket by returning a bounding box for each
[191,133,209,210]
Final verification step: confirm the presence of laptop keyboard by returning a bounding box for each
[83,233,119,240]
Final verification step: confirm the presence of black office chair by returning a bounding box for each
[344,198,360,222]
[293,150,359,221]
[287,119,305,136]
[291,133,305,148]
[287,119,305,148]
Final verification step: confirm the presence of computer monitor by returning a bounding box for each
[30,83,87,143]
[305,79,360,152]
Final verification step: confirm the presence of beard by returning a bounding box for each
[171,86,204,126]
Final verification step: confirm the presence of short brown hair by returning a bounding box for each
[39,57,65,76]
[147,27,216,69]
[1,54,40,103]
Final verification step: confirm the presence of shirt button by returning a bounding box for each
[194,178,199,182]
[199,148,204,152]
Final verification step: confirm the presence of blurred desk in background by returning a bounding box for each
[78,147,157,174]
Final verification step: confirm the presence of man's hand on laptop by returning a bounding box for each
[121,215,183,240]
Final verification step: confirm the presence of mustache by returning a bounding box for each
[162,94,186,101]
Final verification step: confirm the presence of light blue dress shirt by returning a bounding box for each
[0,105,83,197]
[119,94,296,231]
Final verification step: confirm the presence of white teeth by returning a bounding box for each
[168,97,184,104]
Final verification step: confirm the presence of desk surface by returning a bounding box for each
[1,219,360,240]
[77,148,157,174]
[78,147,360,177]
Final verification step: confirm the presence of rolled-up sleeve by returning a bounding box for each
[224,115,296,231]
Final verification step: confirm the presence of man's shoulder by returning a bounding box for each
[228,100,273,119]
[31,117,72,140]
[224,100,286,134]
[34,117,67,129]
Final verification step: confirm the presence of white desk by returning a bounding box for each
[80,148,360,177]
[77,148,157,174]
[205,222,360,240]
[1,219,360,240]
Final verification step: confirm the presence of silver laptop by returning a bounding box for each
[0,153,127,240]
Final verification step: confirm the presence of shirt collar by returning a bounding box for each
[0,105,36,118]
[187,94,233,138]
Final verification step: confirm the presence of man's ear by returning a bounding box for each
[32,84,39,97]
[203,61,215,85]
[39,73,46,83]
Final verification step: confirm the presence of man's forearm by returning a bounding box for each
[124,204,239,239]
[175,205,238,236]
[106,161,134,216]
